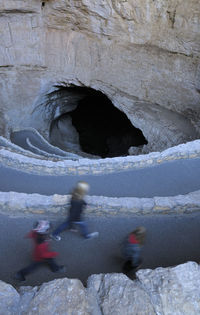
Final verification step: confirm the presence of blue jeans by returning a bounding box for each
[52,219,89,238]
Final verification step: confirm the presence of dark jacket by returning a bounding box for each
[68,198,87,222]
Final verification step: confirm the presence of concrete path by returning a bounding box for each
[0,158,200,197]
[10,130,82,160]
[10,130,67,157]
[1,212,200,287]
[1,132,200,288]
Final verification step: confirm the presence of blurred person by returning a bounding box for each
[51,181,99,241]
[14,220,65,281]
[122,226,146,275]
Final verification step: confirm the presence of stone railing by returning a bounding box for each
[0,190,200,217]
[0,139,200,175]
[0,139,200,216]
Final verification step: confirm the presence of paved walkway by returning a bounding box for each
[1,212,200,287]
[1,133,200,287]
[10,130,67,157]
[0,158,200,197]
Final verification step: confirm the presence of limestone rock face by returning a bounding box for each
[87,263,200,314]
[18,286,38,315]
[46,0,200,56]
[87,273,156,315]
[137,261,200,315]
[0,262,200,314]
[50,115,81,152]
[0,280,20,315]
[0,0,200,153]
[25,278,90,315]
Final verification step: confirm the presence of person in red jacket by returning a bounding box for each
[14,220,65,281]
[121,226,146,276]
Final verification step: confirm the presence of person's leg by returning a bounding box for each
[45,258,65,273]
[131,246,142,270]
[75,221,99,239]
[122,260,133,274]
[69,222,78,232]
[75,221,89,238]
[132,258,142,270]
[51,219,70,240]
[15,261,41,281]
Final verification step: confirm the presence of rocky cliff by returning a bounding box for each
[1,261,200,315]
[0,0,200,154]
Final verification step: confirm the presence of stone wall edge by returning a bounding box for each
[0,190,200,217]
[0,139,200,175]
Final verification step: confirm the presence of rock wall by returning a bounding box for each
[1,261,200,315]
[0,0,200,152]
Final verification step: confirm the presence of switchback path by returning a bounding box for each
[1,212,200,287]
[10,130,68,157]
[0,158,200,197]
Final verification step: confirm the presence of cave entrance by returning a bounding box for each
[50,87,148,158]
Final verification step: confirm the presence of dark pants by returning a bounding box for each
[122,258,142,275]
[19,258,60,278]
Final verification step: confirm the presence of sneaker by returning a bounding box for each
[85,232,99,239]
[14,272,25,282]
[50,234,61,241]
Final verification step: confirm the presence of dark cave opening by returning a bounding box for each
[65,87,148,158]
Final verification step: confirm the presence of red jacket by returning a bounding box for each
[128,233,139,244]
[27,231,58,262]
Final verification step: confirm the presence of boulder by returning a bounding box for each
[87,273,156,315]
[0,280,20,315]
[137,261,200,315]
[26,278,90,315]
